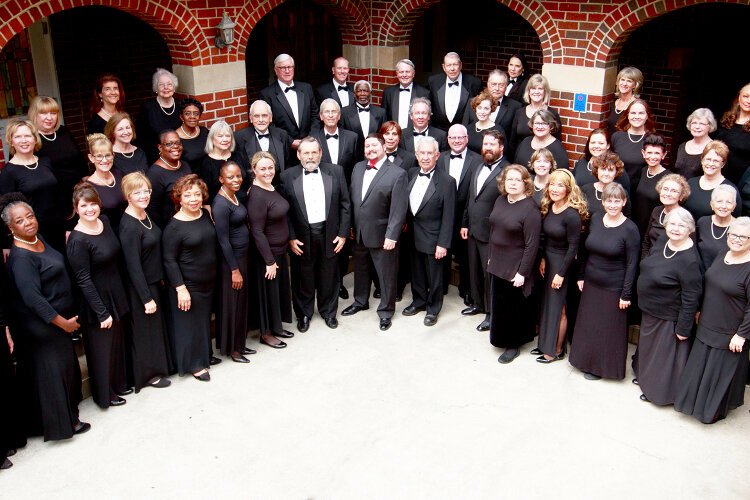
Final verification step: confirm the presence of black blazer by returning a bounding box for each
[259,81,320,140]
[436,148,483,225]
[313,128,359,184]
[461,156,509,242]
[315,81,355,109]
[399,127,449,153]
[463,97,522,137]
[350,159,408,248]
[427,72,483,131]
[234,126,292,175]
[386,148,417,172]
[407,167,456,254]
[381,83,430,126]
[340,105,386,161]
[279,162,351,260]
[505,75,529,105]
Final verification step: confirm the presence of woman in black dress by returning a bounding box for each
[84,134,127,232]
[641,173,691,259]
[514,109,568,169]
[213,162,253,363]
[607,67,643,134]
[637,208,702,405]
[715,83,750,184]
[572,128,632,193]
[136,68,182,164]
[247,152,294,349]
[176,98,209,167]
[199,120,250,204]
[2,195,90,440]
[611,99,655,190]
[146,130,192,228]
[87,73,125,135]
[632,134,669,236]
[570,183,640,380]
[675,217,750,423]
[509,75,562,159]
[67,183,130,408]
[529,148,556,205]
[106,112,149,176]
[581,151,631,220]
[674,108,716,180]
[696,185,737,270]
[534,169,587,363]
[466,90,502,154]
[505,53,529,104]
[118,172,172,391]
[162,174,217,381]
[28,96,88,205]
[0,119,66,252]
[488,164,541,364]
[684,140,741,220]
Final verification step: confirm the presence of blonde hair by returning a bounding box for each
[28,96,62,132]
[4,119,41,155]
[86,133,112,155]
[528,148,557,173]
[540,169,589,221]
[121,172,152,199]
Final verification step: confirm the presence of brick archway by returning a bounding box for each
[377,0,562,63]
[586,0,750,68]
[0,0,204,64]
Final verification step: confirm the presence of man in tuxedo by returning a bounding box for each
[315,57,355,109]
[399,98,448,153]
[427,52,482,131]
[280,137,351,332]
[259,53,320,150]
[234,100,292,180]
[342,134,408,331]
[460,129,508,331]
[381,59,430,129]
[402,137,455,326]
[437,124,482,301]
[463,69,522,136]
[340,80,386,160]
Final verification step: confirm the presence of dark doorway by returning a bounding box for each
[245,0,342,101]
[618,4,750,159]
[49,6,172,152]
[410,0,542,86]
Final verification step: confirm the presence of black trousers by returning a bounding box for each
[337,238,353,287]
[411,249,445,315]
[467,236,490,312]
[352,239,398,319]
[444,235,470,297]
[290,228,339,319]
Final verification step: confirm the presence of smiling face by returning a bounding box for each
[528,85,545,105]
[508,57,523,79]
[332,58,349,85]
[179,185,203,212]
[8,204,38,241]
[157,74,175,100]
[532,117,551,138]
[355,84,371,106]
[603,195,626,217]
[411,102,430,130]
[442,55,461,80]
[711,190,736,219]
[659,180,682,207]
[504,168,525,197]
[10,125,36,156]
[532,157,552,176]
[641,145,666,168]
[727,226,750,253]
[487,73,507,100]
[250,105,271,132]
[180,104,201,129]
[99,80,120,107]
[364,137,386,161]
[627,102,648,130]
[127,183,152,210]
[597,164,617,185]
[219,164,243,193]
[113,118,134,145]
[158,132,183,162]
[274,58,295,85]
[702,150,725,176]
[475,99,492,121]
[253,157,276,185]
[396,62,415,87]
[548,179,569,203]
[481,135,503,163]
[35,111,58,134]
[447,127,468,154]
[76,198,101,223]
[739,85,750,114]
[588,132,609,157]
[88,143,114,174]
[319,102,340,129]
[415,141,439,171]
[665,218,691,243]
[689,117,709,139]
[382,127,400,151]
[618,77,636,97]
[212,129,233,153]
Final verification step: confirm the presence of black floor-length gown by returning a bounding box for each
[146,161,192,229]
[0,264,26,459]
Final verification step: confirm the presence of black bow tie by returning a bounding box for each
[509,78,517,84]
[325,133,338,140]
[413,130,427,136]
[304,168,319,175]
[400,87,410,92]
[484,163,495,169]
[388,154,396,162]
[450,153,463,160]
[448,81,459,87]
[284,85,296,93]
[358,106,370,113]
[257,133,269,139]
[418,171,432,178]
[337,85,348,92]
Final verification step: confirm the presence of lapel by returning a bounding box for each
[368,111,378,136]
[318,133,332,162]
[457,84,469,114]
[362,161,389,205]
[292,169,308,220]
[296,86,308,125]
[495,100,509,124]
[458,151,472,185]
[352,165,364,205]
[274,83,297,127]
[416,174,437,215]
[436,82,447,119]
[390,88,400,121]
[321,168,332,218]
[477,162,502,198]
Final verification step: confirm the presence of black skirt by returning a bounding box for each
[217,250,249,355]
[82,319,128,408]
[166,285,213,376]
[127,282,171,392]
[537,250,570,356]
[637,313,690,405]
[489,275,536,349]
[0,329,27,456]
[254,254,292,336]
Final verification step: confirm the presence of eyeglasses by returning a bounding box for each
[92,154,113,162]
[703,158,723,165]
[448,136,468,140]
[276,66,294,71]
[728,233,750,243]
[161,141,182,148]
[132,189,152,197]
[660,187,681,195]
[533,122,550,127]
[157,83,174,89]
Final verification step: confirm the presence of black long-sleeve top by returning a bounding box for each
[581,182,632,221]
[162,211,217,291]
[0,157,63,224]
[118,212,163,305]
[541,206,582,278]
[578,214,640,300]
[212,195,249,271]
[514,137,569,171]
[135,98,182,164]
[179,127,209,168]
[695,215,729,271]
[146,161,191,229]
[572,157,632,193]
[673,142,702,180]
[487,196,541,296]
[641,205,667,259]
[508,106,562,157]
[684,176,741,221]
[637,236,703,336]
[198,152,251,205]
[113,148,149,176]
[715,124,750,184]
[633,167,668,236]
[66,217,129,324]
[37,125,88,198]
[89,170,127,233]
[611,132,646,185]
[697,254,750,348]
[247,186,290,265]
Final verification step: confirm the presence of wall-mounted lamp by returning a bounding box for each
[215,11,236,49]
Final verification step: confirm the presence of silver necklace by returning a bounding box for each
[627,131,643,144]
[159,100,176,116]
[663,241,678,259]
[711,220,729,240]
[220,186,239,206]
[13,234,38,245]
[41,132,57,142]
[180,125,198,139]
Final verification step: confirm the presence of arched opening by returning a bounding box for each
[617,3,750,157]
[245,0,343,101]
[409,0,543,84]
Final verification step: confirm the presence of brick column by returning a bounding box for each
[173,62,249,129]
[343,44,408,106]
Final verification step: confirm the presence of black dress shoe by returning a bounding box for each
[424,314,438,326]
[193,371,211,381]
[536,353,564,364]
[260,337,287,349]
[116,388,133,396]
[584,372,602,381]
[396,294,402,302]
[1,458,12,470]
[530,347,543,355]
[231,354,250,363]
[463,296,473,307]
[498,348,520,364]
[461,305,482,316]
[325,317,338,329]
[339,286,349,299]
[402,304,426,316]
[241,347,257,355]
[379,318,392,331]
[276,330,294,339]
[6,449,16,457]
[342,304,369,316]
[209,356,222,366]
[149,377,171,388]
[373,289,381,298]
[476,320,490,331]
[297,316,310,332]
[639,394,649,402]
[73,421,91,435]
[110,396,126,407]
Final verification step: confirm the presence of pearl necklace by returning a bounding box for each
[615,96,634,114]
[180,125,199,139]
[507,195,525,204]
[711,220,730,240]
[158,156,180,170]
[627,131,643,144]
[595,188,603,201]
[645,167,661,179]
[100,109,113,120]
[159,99,176,116]
[663,241,679,259]
[658,208,668,226]
[41,132,57,142]
[586,160,593,172]
[19,160,38,170]
[91,172,116,188]
[137,213,153,230]
[220,186,239,206]
[179,207,202,220]
[119,148,135,159]
[13,234,38,245]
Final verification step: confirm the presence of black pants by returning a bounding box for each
[411,249,445,315]
[290,227,339,319]
[352,239,398,319]
[445,235,470,297]
[467,236,490,312]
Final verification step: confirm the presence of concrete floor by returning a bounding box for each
[1,276,749,499]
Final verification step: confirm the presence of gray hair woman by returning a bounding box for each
[675,108,718,179]
[696,184,737,269]
[136,67,182,164]
[509,74,561,157]
[641,173,691,258]
[200,120,250,204]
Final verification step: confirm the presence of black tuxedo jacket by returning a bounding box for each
[234,126,292,175]
[350,159,408,248]
[463,97,522,137]
[279,162,351,260]
[313,128,359,183]
[399,127,449,153]
[259,81,320,140]
[505,75,529,105]
[386,148,416,172]
[340,104,387,160]
[436,148,483,221]
[407,167,456,254]
[461,156,509,243]
[315,81,355,109]
[381,83,430,126]
[427,72,482,131]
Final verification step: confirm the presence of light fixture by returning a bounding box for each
[215,11,236,49]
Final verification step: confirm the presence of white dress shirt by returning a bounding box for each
[412,127,430,152]
[278,80,300,126]
[448,149,467,189]
[410,168,434,215]
[397,84,412,128]
[324,128,340,165]
[445,74,462,122]
[476,160,499,197]
[303,168,326,224]
[255,128,270,152]
[356,104,370,140]
[490,98,503,122]
[362,156,386,199]
[334,79,350,108]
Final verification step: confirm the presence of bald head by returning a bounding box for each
[447,124,469,154]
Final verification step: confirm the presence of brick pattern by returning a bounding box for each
[552,90,608,167]
[190,87,248,129]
